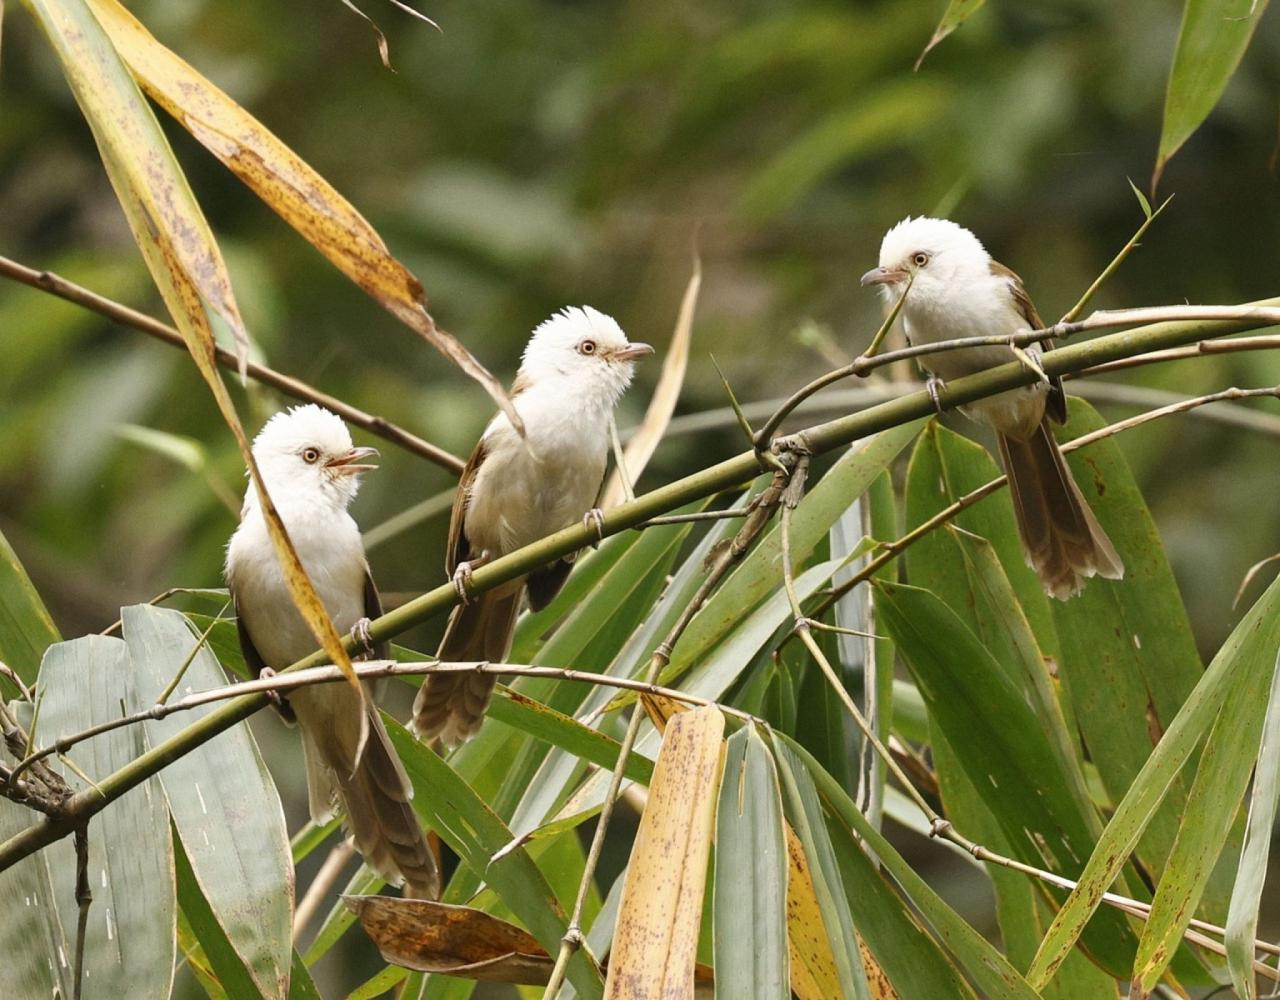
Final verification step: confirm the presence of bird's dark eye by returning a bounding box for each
[577,339,597,356]
[302,447,321,464]
[912,252,930,268]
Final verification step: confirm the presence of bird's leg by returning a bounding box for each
[350,617,376,658]
[258,667,288,712]
[1010,345,1051,386]
[582,508,606,550]
[925,374,948,416]
[451,553,491,605]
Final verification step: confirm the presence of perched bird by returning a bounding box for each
[862,217,1123,599]
[226,404,439,898]
[412,307,653,746]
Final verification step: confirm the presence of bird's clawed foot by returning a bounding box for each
[351,617,376,657]
[258,667,288,712]
[582,508,606,549]
[451,554,490,605]
[925,374,948,416]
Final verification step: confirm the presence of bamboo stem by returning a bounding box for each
[2,298,1278,872]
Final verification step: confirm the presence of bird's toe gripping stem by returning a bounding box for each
[350,617,376,658]
[582,508,606,549]
[925,374,948,416]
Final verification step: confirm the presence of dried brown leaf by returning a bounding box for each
[347,897,553,983]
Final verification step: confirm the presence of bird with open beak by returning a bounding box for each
[862,217,1123,599]
[225,404,439,898]
[412,306,653,746]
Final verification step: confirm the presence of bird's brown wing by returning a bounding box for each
[445,438,488,577]
[232,591,296,723]
[990,259,1067,424]
[362,566,391,662]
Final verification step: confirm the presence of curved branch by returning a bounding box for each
[1,296,1277,872]
[0,256,466,476]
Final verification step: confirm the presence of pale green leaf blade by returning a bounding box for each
[714,726,789,999]
[1225,653,1280,1000]
[122,604,292,999]
[774,741,871,1000]
[36,634,176,1000]
[0,746,70,998]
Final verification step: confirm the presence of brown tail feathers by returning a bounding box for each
[412,585,521,747]
[294,689,440,898]
[997,419,1124,601]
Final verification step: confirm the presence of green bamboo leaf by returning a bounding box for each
[1154,0,1272,187]
[825,817,979,1000]
[1225,652,1280,1000]
[779,735,1042,1000]
[774,741,871,1000]
[714,726,789,1000]
[659,421,924,690]
[0,747,68,998]
[35,635,175,999]
[916,0,988,68]
[0,525,60,690]
[875,580,1141,975]
[1028,572,1280,987]
[488,688,655,788]
[1051,401,1230,939]
[510,528,640,661]
[122,604,292,999]
[385,717,604,1000]
[1131,648,1280,992]
[903,421,1059,662]
[174,833,266,999]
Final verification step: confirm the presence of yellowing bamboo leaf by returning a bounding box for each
[27,0,362,694]
[605,706,725,1000]
[601,256,700,507]
[784,825,842,1000]
[858,938,901,1000]
[85,0,520,431]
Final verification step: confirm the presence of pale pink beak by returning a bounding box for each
[860,266,908,287]
[611,342,655,362]
[325,446,379,475]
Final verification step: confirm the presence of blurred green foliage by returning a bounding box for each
[3,0,1279,642]
[2,3,1279,989]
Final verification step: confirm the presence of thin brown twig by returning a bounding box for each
[8,660,757,772]
[293,840,356,945]
[0,256,466,475]
[807,384,1280,623]
[539,465,794,999]
[1081,334,1280,377]
[72,824,91,1000]
[780,497,1280,972]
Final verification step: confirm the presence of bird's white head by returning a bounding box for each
[862,217,993,305]
[246,405,377,511]
[517,306,653,406]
